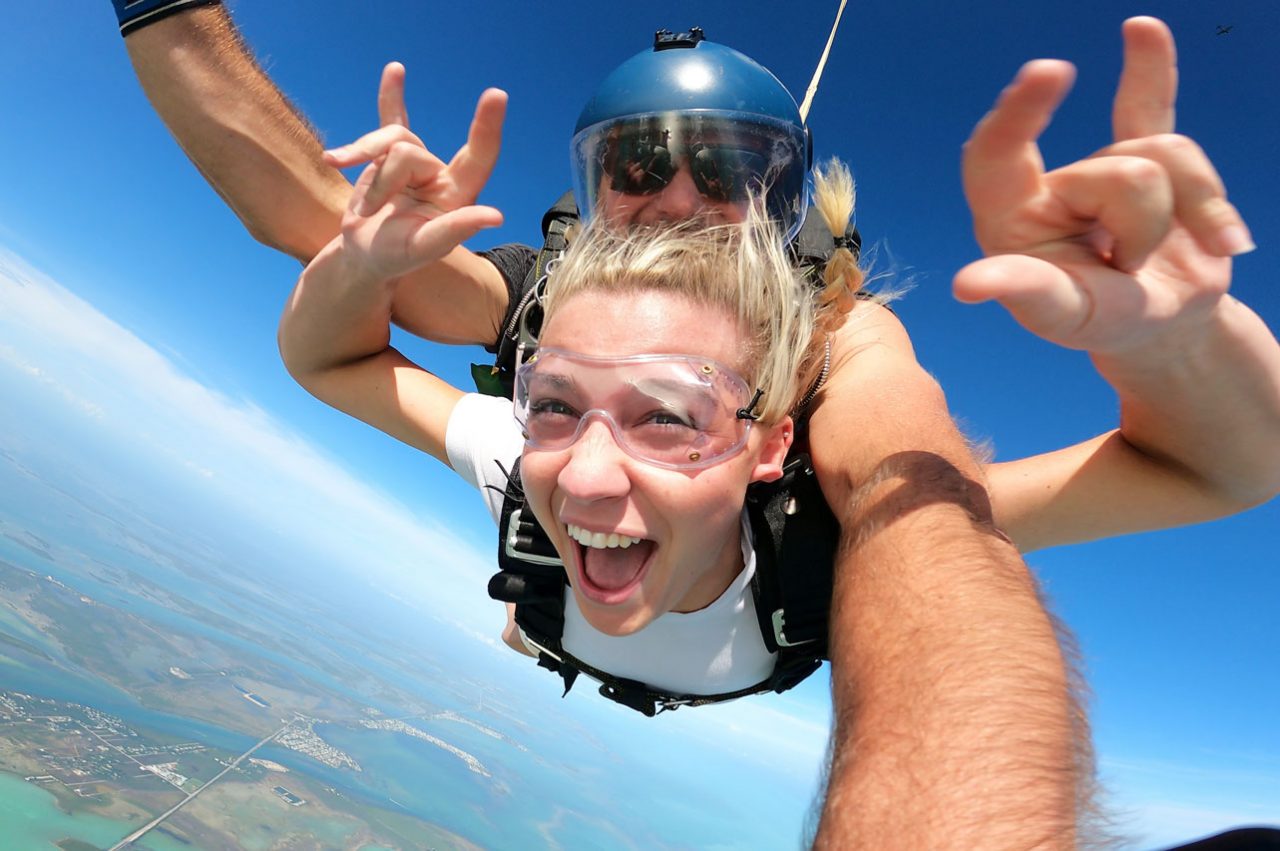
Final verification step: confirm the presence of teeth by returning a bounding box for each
[567,524,643,549]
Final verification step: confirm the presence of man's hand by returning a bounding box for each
[958,15,1278,551]
[324,64,506,283]
[954,17,1253,358]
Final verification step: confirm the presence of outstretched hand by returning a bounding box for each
[323,62,506,282]
[954,17,1254,357]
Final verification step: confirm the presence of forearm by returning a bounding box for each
[390,248,510,347]
[987,430,1252,553]
[279,239,396,379]
[124,4,350,261]
[807,317,1087,846]
[123,5,512,343]
[279,239,463,464]
[1091,294,1280,508]
[816,456,1083,849]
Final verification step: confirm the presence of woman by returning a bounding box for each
[280,148,864,700]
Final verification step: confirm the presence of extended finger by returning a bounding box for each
[1103,134,1254,257]
[1112,17,1177,142]
[1045,155,1173,271]
[358,140,449,216]
[447,88,508,201]
[953,253,1090,347]
[324,124,425,168]
[964,60,1076,217]
[406,205,504,264]
[378,61,410,128]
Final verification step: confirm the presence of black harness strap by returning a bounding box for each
[485,192,579,398]
[745,452,838,663]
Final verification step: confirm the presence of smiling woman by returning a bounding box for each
[460,215,816,668]
[281,190,846,704]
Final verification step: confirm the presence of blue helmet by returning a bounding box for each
[570,28,811,240]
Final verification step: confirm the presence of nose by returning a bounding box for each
[651,163,706,221]
[556,417,632,504]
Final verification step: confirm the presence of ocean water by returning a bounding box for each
[0,770,191,851]
[306,723,670,850]
[0,661,257,756]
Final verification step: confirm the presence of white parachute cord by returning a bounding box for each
[798,0,849,122]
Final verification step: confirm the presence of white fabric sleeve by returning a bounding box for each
[444,393,526,525]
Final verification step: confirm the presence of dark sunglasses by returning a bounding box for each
[600,129,772,204]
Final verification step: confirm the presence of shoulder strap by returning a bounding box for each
[483,192,580,398]
[485,458,574,670]
[745,450,838,674]
[540,190,579,248]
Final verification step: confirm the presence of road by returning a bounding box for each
[107,721,291,850]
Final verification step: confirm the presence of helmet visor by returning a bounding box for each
[514,348,760,470]
[571,112,808,240]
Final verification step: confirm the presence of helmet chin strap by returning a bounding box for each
[798,0,849,122]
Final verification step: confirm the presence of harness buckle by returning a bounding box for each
[771,608,818,649]
[503,507,564,567]
[599,681,660,717]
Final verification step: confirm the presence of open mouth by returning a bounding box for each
[566,523,656,605]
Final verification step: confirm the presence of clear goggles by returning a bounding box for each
[514,348,764,470]
[570,112,809,241]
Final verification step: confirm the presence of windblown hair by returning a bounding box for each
[544,158,867,424]
[544,202,815,425]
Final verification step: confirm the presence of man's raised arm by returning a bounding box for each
[119,1,348,261]
[114,1,511,345]
[963,18,1280,551]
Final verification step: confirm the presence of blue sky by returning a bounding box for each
[1,1,1277,847]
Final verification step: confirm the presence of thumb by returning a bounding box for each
[953,253,1091,346]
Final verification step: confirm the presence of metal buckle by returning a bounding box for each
[771,608,817,649]
[503,507,564,567]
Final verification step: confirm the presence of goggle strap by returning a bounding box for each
[736,388,765,421]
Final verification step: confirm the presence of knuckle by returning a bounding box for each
[387,140,421,163]
[1112,156,1166,190]
[1198,197,1243,230]
[1140,134,1225,195]
[1150,133,1203,160]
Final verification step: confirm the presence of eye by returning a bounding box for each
[642,410,696,429]
[528,398,579,419]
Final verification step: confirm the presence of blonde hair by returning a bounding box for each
[544,205,812,424]
[811,157,865,331]
[544,158,867,424]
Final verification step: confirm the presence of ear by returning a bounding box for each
[749,416,794,484]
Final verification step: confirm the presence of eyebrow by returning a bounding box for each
[527,372,577,392]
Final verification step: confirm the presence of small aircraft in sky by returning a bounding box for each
[1216,25,1233,35]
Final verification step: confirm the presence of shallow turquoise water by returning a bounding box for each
[0,770,190,851]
